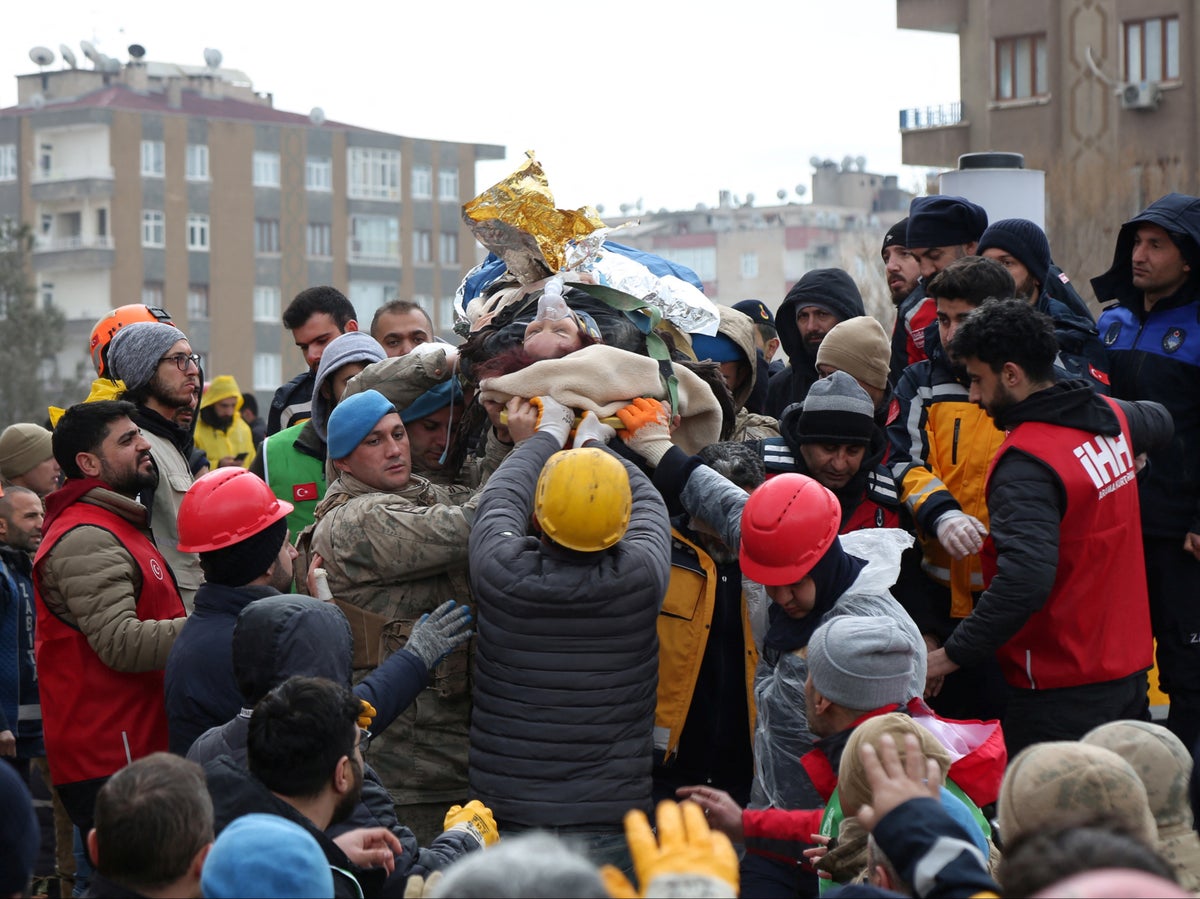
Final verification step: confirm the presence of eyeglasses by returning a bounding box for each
[357,728,372,754]
[158,353,202,372]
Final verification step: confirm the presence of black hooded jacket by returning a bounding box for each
[766,269,865,418]
[943,380,1173,668]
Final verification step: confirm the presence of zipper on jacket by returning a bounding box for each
[952,418,961,465]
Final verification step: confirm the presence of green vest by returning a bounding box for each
[262,422,327,537]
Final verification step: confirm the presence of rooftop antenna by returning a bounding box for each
[203,48,222,70]
[60,44,78,68]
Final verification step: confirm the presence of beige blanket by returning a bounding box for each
[478,343,722,454]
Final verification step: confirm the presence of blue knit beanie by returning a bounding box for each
[201,813,333,898]
[326,389,396,460]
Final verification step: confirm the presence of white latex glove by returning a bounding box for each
[935,510,988,560]
[530,395,574,446]
[572,411,616,448]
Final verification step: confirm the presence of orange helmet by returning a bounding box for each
[177,468,293,553]
[90,304,175,377]
[738,474,841,586]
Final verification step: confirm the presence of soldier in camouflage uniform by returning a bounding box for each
[296,388,480,843]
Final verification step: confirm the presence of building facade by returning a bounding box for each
[0,49,502,402]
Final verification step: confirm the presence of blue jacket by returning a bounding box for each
[0,544,42,757]
[1093,192,1200,536]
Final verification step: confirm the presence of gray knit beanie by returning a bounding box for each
[107,321,189,389]
[807,615,920,711]
[793,370,876,446]
[310,331,386,441]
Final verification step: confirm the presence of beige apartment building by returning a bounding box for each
[897,0,1199,293]
[0,46,502,402]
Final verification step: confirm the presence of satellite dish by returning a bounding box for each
[30,93,46,110]
[80,40,101,65]
[99,55,120,73]
[309,107,326,125]
[60,44,77,68]
[595,203,605,215]
[855,155,867,171]
[203,48,222,69]
[795,184,807,197]
[128,44,146,60]
[808,155,822,168]
[745,192,756,205]
[776,189,787,201]
[29,46,55,67]
[841,155,854,171]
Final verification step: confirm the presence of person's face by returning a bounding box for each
[718,360,749,396]
[88,416,156,496]
[882,245,920,303]
[935,297,978,353]
[910,244,970,281]
[212,396,238,428]
[1131,224,1191,302]
[523,317,584,361]
[373,309,432,358]
[804,671,834,738]
[796,306,839,350]
[0,492,45,551]
[799,442,867,491]
[765,577,817,619]
[981,248,1038,302]
[331,727,366,827]
[407,405,459,473]
[964,356,1017,419]
[148,340,201,414]
[324,363,369,412]
[15,456,61,498]
[267,535,298,592]
[333,412,411,492]
[293,313,351,371]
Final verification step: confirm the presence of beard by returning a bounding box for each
[330,754,365,827]
[147,369,197,415]
[100,453,158,496]
[200,405,235,431]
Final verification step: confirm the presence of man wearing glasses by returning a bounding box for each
[106,322,204,608]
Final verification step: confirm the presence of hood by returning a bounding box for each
[232,594,354,706]
[993,379,1121,436]
[48,376,125,428]
[310,332,387,442]
[1090,192,1200,310]
[200,375,243,412]
[775,269,866,362]
[713,304,758,410]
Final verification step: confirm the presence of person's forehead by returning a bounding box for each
[1136,223,1173,241]
[166,338,191,355]
[797,305,834,315]
[104,416,139,442]
[11,492,42,514]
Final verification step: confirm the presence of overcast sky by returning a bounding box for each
[3,0,961,215]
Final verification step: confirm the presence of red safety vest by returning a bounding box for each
[34,496,186,786]
[982,399,1152,690]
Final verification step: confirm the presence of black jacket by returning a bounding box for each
[944,380,1173,667]
[267,369,315,436]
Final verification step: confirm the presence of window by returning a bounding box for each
[253,286,281,322]
[306,156,332,191]
[141,140,164,177]
[255,219,280,254]
[0,145,15,181]
[411,165,433,199]
[348,148,400,200]
[413,230,432,263]
[253,151,280,187]
[1125,16,1180,82]
[307,223,332,257]
[186,214,210,251]
[142,282,164,306]
[438,168,459,201]
[436,296,455,331]
[994,34,1048,100]
[187,285,209,319]
[349,215,400,263]
[253,352,282,390]
[439,232,459,266]
[740,252,759,279]
[96,208,108,238]
[186,144,209,181]
[142,210,165,247]
[656,247,716,282]
[349,282,399,322]
[40,282,54,312]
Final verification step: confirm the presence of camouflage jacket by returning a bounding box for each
[296,470,479,811]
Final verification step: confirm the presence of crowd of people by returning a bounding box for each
[3,185,1200,898]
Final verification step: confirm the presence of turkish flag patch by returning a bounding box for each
[293,482,318,502]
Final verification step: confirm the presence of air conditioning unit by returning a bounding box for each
[1120,81,1161,110]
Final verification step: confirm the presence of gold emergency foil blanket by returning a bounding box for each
[462,152,606,283]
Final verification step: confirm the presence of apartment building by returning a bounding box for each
[0,46,502,401]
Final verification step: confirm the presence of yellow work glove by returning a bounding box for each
[601,800,738,898]
[357,700,376,730]
[443,799,500,849]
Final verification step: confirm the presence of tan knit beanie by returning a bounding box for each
[838,712,952,817]
[815,316,891,392]
[0,423,54,479]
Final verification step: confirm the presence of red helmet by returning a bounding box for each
[177,468,293,553]
[738,473,841,586]
[90,304,175,377]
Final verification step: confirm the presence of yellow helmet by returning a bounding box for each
[534,448,632,552]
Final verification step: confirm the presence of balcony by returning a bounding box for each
[31,165,115,203]
[899,102,963,130]
[896,0,965,34]
[31,235,114,273]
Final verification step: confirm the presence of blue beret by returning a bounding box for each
[690,331,746,364]
[401,379,464,424]
[327,389,397,460]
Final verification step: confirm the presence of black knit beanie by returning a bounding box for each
[882,218,909,255]
[199,518,289,587]
[976,218,1052,288]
